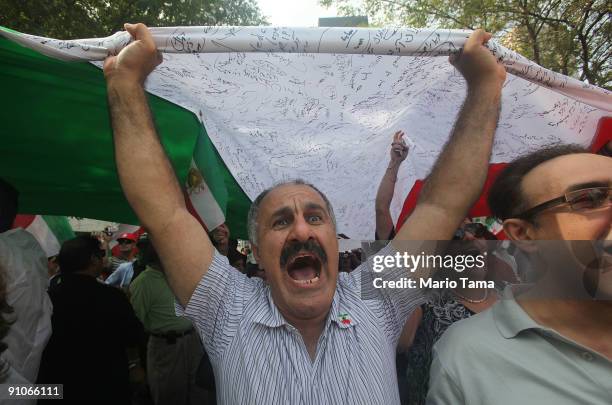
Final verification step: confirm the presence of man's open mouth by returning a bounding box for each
[285,253,322,285]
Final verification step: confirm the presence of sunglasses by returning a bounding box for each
[516,186,611,220]
[452,223,488,240]
[118,239,134,245]
[463,223,487,237]
[453,228,465,240]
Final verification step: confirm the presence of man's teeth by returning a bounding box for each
[293,276,320,285]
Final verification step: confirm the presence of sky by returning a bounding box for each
[257,0,340,27]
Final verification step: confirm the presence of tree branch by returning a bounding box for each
[377,0,476,29]
[499,6,574,28]
[585,11,607,37]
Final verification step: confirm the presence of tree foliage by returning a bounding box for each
[0,0,268,39]
[321,0,611,89]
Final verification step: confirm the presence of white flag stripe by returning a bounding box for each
[24,215,61,257]
[186,160,226,231]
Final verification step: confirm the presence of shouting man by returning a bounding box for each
[104,23,505,404]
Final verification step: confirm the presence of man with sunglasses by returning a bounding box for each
[109,232,138,273]
[428,144,612,404]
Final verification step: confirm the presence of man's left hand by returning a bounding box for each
[450,29,506,91]
[390,130,409,164]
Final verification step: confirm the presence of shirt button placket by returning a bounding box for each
[580,352,594,362]
[285,325,306,404]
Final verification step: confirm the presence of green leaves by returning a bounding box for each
[0,0,268,39]
[320,0,610,89]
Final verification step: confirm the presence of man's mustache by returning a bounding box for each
[280,240,328,268]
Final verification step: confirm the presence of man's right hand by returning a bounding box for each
[104,22,213,307]
[103,23,162,85]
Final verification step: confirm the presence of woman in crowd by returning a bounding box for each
[396,220,519,405]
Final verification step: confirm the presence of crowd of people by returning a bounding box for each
[0,22,610,405]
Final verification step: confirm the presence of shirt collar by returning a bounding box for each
[493,286,543,339]
[251,287,288,328]
[144,265,162,275]
[251,283,358,329]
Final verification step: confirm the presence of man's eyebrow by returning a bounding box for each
[304,202,327,213]
[270,206,293,219]
[566,181,610,192]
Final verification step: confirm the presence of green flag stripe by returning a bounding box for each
[41,215,75,244]
[0,32,251,238]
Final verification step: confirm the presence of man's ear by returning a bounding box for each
[503,218,538,253]
[252,244,260,263]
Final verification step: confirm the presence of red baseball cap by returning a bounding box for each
[117,233,137,243]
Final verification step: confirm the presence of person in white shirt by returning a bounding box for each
[0,178,53,397]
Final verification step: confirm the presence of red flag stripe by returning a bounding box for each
[397,116,610,233]
[396,163,508,230]
[590,117,611,153]
[12,214,37,229]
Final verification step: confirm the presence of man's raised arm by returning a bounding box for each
[104,23,213,306]
[394,29,506,242]
[375,130,409,240]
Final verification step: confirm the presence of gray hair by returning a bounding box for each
[247,179,337,245]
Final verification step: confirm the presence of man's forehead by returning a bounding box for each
[522,153,611,203]
[260,184,326,213]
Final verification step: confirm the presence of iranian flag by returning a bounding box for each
[1,26,610,240]
[0,28,250,236]
[11,215,75,257]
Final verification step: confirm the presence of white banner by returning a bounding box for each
[2,26,609,111]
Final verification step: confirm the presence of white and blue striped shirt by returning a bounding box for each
[178,244,423,404]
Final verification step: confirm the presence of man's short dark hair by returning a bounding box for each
[0,179,18,233]
[247,179,336,245]
[58,236,102,274]
[488,144,590,221]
